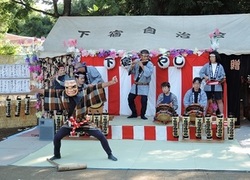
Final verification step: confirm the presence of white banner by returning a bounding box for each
[43,14,250,56]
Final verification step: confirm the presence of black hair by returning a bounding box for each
[140,49,149,55]
[192,77,202,84]
[74,72,85,78]
[64,76,76,81]
[161,82,170,88]
[209,50,221,63]
[58,64,64,68]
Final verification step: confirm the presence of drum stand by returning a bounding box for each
[172,115,179,138]
[216,115,224,139]
[24,95,30,115]
[182,115,190,139]
[195,115,203,139]
[55,111,63,133]
[204,115,212,139]
[101,112,109,135]
[87,112,93,123]
[227,116,236,140]
[93,111,101,129]
[15,96,22,117]
[5,96,11,117]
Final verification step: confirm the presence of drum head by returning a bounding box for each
[156,113,172,122]
[186,104,203,115]
[156,104,175,116]
[90,102,103,109]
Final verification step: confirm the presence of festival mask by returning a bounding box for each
[65,80,78,97]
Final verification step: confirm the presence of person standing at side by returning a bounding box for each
[199,51,226,115]
[74,62,104,86]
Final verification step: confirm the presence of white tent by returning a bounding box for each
[41,15,248,116]
[42,14,250,57]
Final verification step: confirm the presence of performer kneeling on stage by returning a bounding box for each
[30,76,118,161]
[183,77,207,114]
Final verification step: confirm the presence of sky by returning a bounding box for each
[37,0,63,10]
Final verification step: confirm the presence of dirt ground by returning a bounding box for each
[0,126,34,141]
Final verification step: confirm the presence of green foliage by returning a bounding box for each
[0,1,14,34]
[8,13,55,37]
[124,0,250,15]
[0,41,20,55]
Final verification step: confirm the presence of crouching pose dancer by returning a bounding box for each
[30,76,118,161]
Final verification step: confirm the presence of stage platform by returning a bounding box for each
[101,115,232,141]
[0,117,249,172]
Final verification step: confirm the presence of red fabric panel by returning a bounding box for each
[81,57,103,66]
[144,126,156,140]
[189,126,197,139]
[223,82,228,116]
[122,126,134,139]
[106,125,112,139]
[167,126,179,141]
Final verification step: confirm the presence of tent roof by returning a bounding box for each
[3,33,37,45]
[43,14,250,56]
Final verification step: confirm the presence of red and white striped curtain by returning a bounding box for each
[82,53,227,116]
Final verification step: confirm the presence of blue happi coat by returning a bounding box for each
[183,88,207,109]
[128,60,154,96]
[199,63,226,92]
[85,66,104,84]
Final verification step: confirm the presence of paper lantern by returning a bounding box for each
[104,57,116,69]
[120,55,132,69]
[158,55,170,69]
[173,55,185,69]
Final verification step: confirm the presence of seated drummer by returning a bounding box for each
[156,82,178,112]
[183,77,207,113]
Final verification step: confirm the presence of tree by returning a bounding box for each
[8,13,55,37]
[124,0,250,15]
[3,0,250,38]
[0,0,17,34]
[8,0,250,18]
[10,0,72,18]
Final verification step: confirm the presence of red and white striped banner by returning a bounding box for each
[105,124,227,141]
[82,53,227,116]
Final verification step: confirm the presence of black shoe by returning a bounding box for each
[108,154,118,161]
[141,116,148,120]
[49,156,61,161]
[127,115,137,118]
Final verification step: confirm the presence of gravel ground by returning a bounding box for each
[0,126,35,141]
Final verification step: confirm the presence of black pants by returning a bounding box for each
[128,93,148,117]
[53,126,112,157]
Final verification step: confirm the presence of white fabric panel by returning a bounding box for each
[44,15,250,55]
[119,67,131,115]
[193,66,202,79]
[193,66,204,90]
[155,126,167,141]
[168,67,182,115]
[111,126,122,139]
[146,66,156,116]
[133,126,144,140]
[96,67,108,111]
